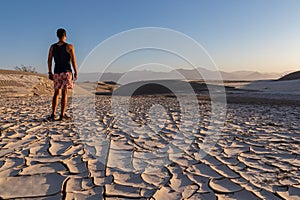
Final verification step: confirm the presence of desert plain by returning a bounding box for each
[0,70,300,199]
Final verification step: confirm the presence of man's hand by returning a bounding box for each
[74,72,78,81]
[49,73,54,80]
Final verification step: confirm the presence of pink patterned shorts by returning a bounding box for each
[54,72,73,89]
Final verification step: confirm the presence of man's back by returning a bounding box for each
[52,42,72,74]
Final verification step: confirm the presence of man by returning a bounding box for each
[47,28,78,121]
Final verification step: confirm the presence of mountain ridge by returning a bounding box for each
[77,67,285,82]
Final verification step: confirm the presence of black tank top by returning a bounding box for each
[52,43,72,74]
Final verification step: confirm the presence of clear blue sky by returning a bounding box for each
[0,0,299,73]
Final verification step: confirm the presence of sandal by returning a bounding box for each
[46,114,56,121]
[59,114,72,121]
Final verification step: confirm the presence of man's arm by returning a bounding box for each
[67,44,78,80]
[47,45,54,80]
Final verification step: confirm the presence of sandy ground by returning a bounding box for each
[1,71,300,199]
[227,79,300,99]
[0,95,300,199]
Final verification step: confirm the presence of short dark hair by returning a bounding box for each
[56,28,66,39]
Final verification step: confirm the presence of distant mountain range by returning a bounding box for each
[77,67,286,83]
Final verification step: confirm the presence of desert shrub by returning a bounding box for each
[15,65,37,73]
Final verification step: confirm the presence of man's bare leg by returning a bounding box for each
[60,88,68,117]
[52,89,60,116]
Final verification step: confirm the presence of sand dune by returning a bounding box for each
[278,71,300,81]
[0,69,53,97]
[0,70,108,97]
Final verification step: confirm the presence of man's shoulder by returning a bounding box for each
[66,43,74,47]
[49,43,55,51]
[50,43,58,49]
[66,43,74,49]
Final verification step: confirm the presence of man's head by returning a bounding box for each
[56,28,66,41]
